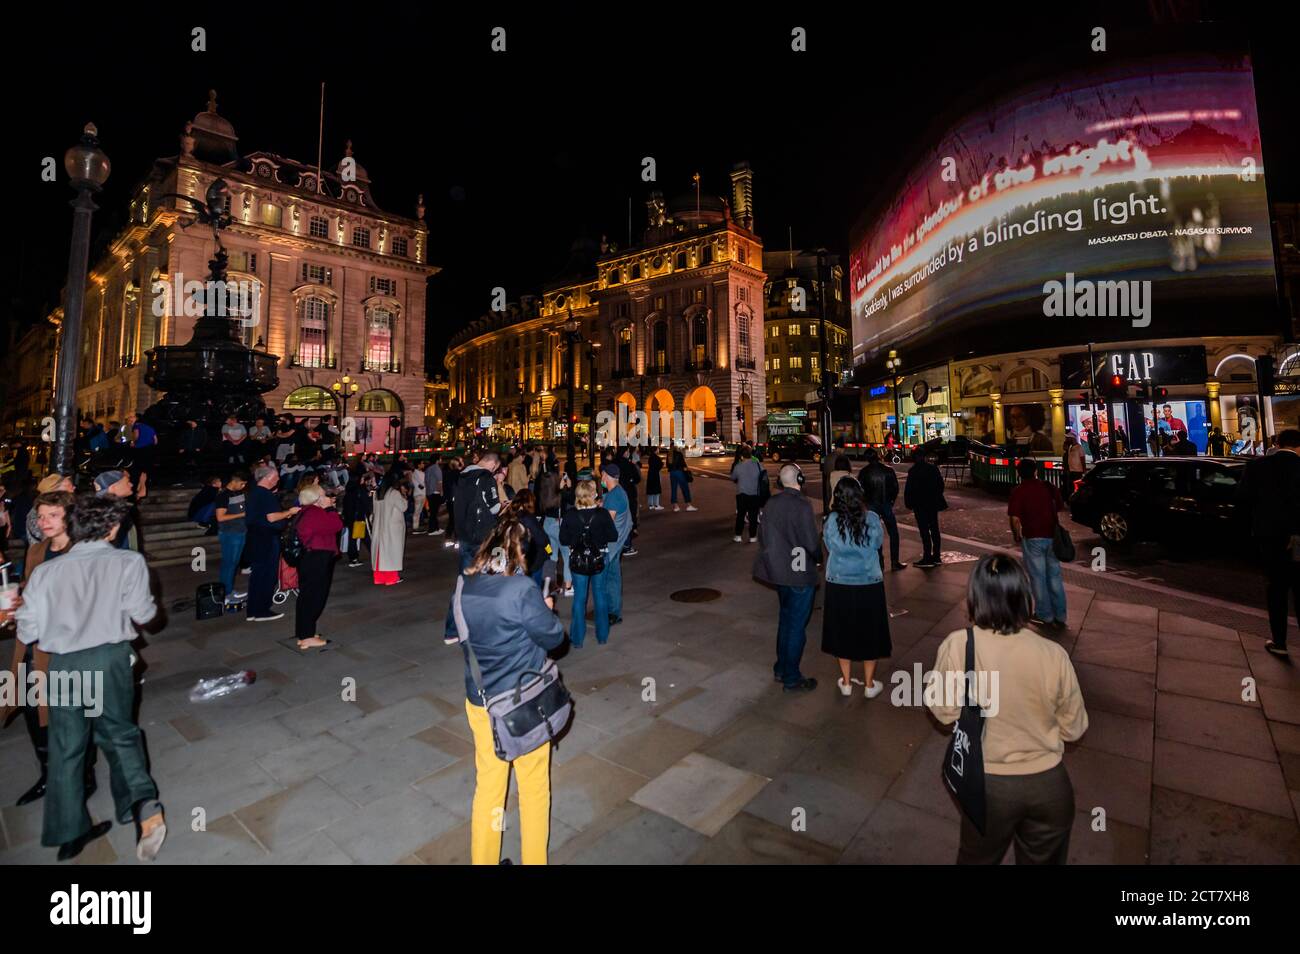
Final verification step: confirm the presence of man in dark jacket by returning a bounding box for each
[862,447,906,570]
[445,453,507,642]
[614,446,641,551]
[1239,428,1300,657]
[903,447,946,567]
[753,464,821,692]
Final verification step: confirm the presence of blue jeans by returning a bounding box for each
[219,530,246,594]
[774,584,815,687]
[542,516,570,586]
[603,542,624,618]
[443,545,478,638]
[1021,537,1067,623]
[670,471,691,503]
[569,572,610,647]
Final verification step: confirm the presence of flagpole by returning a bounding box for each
[316,82,325,194]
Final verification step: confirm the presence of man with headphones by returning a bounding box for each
[752,463,821,692]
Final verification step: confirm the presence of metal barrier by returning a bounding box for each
[968,449,1067,491]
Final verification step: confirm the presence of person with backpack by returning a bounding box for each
[453,514,565,864]
[370,468,408,586]
[559,479,618,647]
[443,452,508,642]
[214,471,250,604]
[244,464,300,622]
[292,483,343,651]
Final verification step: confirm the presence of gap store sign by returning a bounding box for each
[1060,346,1207,390]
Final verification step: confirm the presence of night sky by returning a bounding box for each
[3,5,1295,375]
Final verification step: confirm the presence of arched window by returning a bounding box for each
[608,267,621,285]
[676,251,688,269]
[618,326,632,371]
[630,263,641,280]
[284,386,336,411]
[298,297,329,367]
[357,389,401,413]
[365,308,395,371]
[652,320,668,371]
[692,313,707,366]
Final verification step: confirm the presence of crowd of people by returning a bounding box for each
[21,418,1300,868]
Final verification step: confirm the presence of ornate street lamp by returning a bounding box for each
[562,312,581,466]
[52,124,110,477]
[885,349,903,452]
[588,340,602,462]
[331,372,359,450]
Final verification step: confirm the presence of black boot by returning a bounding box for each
[16,774,46,806]
[57,821,112,861]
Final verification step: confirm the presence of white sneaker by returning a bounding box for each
[431,528,445,536]
[673,505,680,512]
[240,567,252,575]
[228,591,247,601]
[746,536,755,543]
[733,535,743,543]
[865,680,885,699]
[562,585,574,598]
[837,678,853,696]
[247,613,285,622]
[686,505,698,512]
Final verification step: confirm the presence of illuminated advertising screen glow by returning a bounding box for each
[849,45,1276,365]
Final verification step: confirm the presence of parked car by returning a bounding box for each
[766,433,823,463]
[1068,457,1249,550]
[699,435,725,456]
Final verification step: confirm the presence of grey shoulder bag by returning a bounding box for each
[453,575,572,761]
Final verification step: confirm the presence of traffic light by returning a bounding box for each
[1134,381,1150,400]
[1154,387,1168,401]
[1100,373,1127,400]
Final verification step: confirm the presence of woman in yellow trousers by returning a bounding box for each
[455,516,565,865]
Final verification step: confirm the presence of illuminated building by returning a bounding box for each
[50,92,436,450]
[445,164,767,445]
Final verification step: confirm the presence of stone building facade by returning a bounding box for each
[58,93,437,452]
[446,164,767,447]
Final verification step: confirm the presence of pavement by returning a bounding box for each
[2,463,1299,865]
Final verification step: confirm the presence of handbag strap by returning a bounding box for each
[964,625,977,711]
[452,575,490,706]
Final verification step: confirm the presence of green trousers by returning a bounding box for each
[42,641,158,847]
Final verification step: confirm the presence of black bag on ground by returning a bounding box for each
[942,626,987,834]
[195,582,226,620]
[568,511,606,576]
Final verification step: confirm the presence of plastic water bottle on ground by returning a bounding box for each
[189,670,257,702]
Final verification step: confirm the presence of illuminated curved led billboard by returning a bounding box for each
[849,45,1276,364]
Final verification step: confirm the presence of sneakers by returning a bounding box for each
[746,535,756,544]
[865,680,885,699]
[348,559,364,567]
[240,567,252,575]
[136,804,167,862]
[686,505,698,512]
[247,613,285,622]
[562,585,574,598]
[1265,641,1290,658]
[734,535,743,543]
[673,505,680,512]
[430,528,445,536]
[444,635,459,646]
[836,678,853,697]
[623,547,638,556]
[890,562,909,570]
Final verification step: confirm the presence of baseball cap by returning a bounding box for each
[600,463,621,478]
[37,473,66,493]
[94,470,126,495]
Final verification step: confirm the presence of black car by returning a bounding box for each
[1068,457,1249,550]
[765,433,823,463]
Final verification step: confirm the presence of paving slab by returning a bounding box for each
[631,752,769,837]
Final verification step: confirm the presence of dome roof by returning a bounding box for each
[666,190,727,227]
[192,90,237,141]
[337,140,371,183]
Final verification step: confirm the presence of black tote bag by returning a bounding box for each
[941,626,987,833]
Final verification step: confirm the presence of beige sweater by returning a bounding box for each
[929,626,1089,776]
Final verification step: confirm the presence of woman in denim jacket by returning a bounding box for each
[821,477,893,697]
